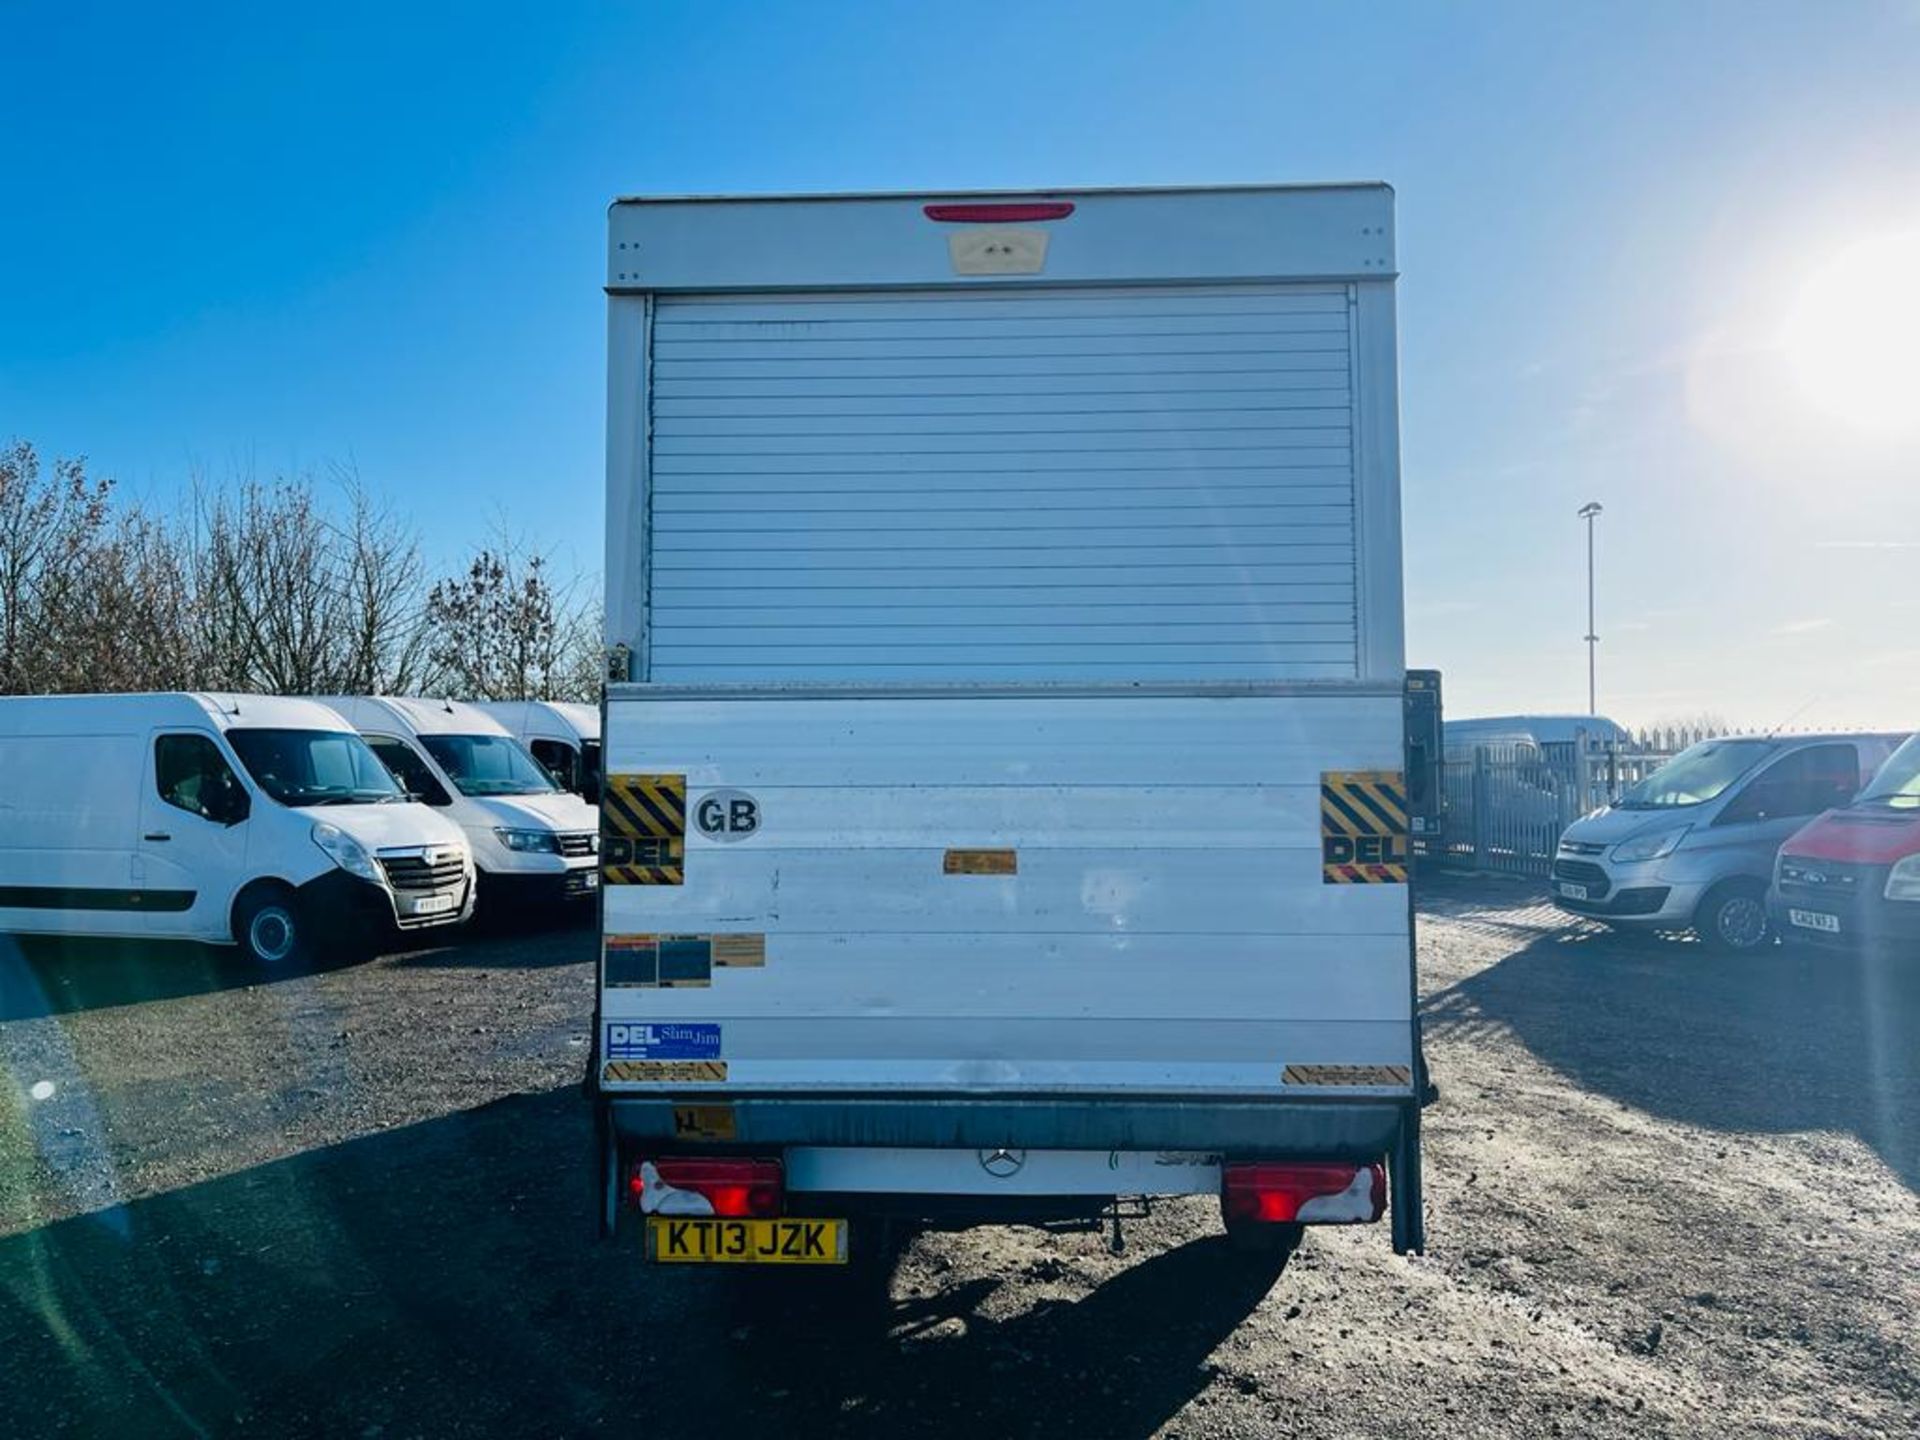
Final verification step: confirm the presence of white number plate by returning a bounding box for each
[409,893,457,916]
[1788,909,1840,934]
[1557,882,1590,901]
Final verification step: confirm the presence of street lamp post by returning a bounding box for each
[1579,502,1603,715]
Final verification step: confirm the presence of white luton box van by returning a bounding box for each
[0,693,473,964]
[595,185,1425,1263]
[314,696,601,912]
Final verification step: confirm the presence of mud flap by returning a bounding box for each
[589,1020,619,1240]
[595,1099,621,1240]
[591,850,616,1241]
[1389,1101,1425,1255]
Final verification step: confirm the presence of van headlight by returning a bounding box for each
[1612,824,1690,863]
[312,821,382,883]
[1886,855,1920,902]
[494,827,561,854]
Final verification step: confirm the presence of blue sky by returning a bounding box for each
[4,1,1918,727]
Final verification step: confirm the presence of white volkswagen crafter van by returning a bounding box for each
[0,693,473,965]
[1553,731,1905,951]
[314,697,599,913]
[474,700,602,801]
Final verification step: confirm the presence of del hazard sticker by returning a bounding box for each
[602,773,686,885]
[1321,771,1409,884]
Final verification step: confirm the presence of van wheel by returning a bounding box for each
[1698,881,1771,954]
[233,886,308,968]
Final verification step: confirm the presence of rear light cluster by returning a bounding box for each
[627,1157,783,1218]
[1222,1162,1386,1225]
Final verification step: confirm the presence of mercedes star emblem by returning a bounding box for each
[979,1147,1027,1178]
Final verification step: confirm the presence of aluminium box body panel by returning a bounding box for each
[601,185,1414,1125]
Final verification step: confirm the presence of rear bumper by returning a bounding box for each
[604,1093,1423,1250]
[607,1094,1410,1159]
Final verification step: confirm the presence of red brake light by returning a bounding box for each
[629,1157,783,1217]
[923,202,1075,223]
[1222,1162,1386,1225]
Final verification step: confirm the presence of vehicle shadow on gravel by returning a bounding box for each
[1425,920,1920,1190]
[0,933,306,1021]
[715,1232,1291,1437]
[0,1086,1288,1438]
[0,913,595,1019]
[391,910,596,971]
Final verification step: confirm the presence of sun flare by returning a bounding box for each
[1783,230,1920,436]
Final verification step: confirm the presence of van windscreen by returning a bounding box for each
[227,729,404,806]
[419,734,558,797]
[1859,738,1920,809]
[1616,738,1774,810]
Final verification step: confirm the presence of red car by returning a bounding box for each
[1772,733,1920,954]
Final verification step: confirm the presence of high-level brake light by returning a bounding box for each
[923,202,1076,223]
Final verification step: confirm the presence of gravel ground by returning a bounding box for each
[1,879,1916,1438]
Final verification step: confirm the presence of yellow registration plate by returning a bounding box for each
[646,1216,846,1265]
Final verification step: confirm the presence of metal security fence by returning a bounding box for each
[1440,743,1586,876]
[1434,726,1721,878]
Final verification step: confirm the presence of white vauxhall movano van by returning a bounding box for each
[474,700,602,801]
[313,697,599,913]
[0,693,473,965]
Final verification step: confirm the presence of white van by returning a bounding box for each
[0,693,473,965]
[473,700,602,801]
[313,697,600,912]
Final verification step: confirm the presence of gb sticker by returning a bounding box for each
[695,789,761,843]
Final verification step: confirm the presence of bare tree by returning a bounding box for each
[49,503,198,692]
[550,600,605,704]
[184,468,434,695]
[2,439,599,703]
[0,440,114,693]
[424,536,600,702]
[335,469,434,693]
[200,478,332,692]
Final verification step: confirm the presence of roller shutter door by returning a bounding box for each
[646,283,1359,681]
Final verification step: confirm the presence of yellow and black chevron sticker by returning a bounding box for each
[603,1060,727,1084]
[1321,770,1409,884]
[1283,1063,1413,1087]
[602,772,686,885]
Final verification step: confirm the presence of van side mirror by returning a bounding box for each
[211,784,251,827]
